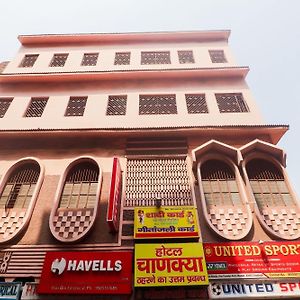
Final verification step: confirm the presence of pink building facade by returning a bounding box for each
[0,31,299,299]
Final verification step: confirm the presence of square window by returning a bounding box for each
[0,97,13,118]
[19,54,39,68]
[50,53,68,67]
[25,97,48,117]
[81,53,99,66]
[178,50,194,64]
[106,95,127,115]
[65,97,87,116]
[185,94,208,113]
[114,52,131,65]
[139,94,177,115]
[141,51,171,65]
[215,93,249,113]
[209,50,227,63]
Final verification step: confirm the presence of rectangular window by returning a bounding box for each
[106,95,127,115]
[81,53,99,66]
[209,50,227,63]
[19,54,39,68]
[65,96,87,116]
[178,50,195,64]
[185,94,208,114]
[50,53,68,67]
[139,94,177,115]
[141,51,171,65]
[215,93,249,113]
[125,158,192,207]
[114,52,131,65]
[25,97,48,117]
[0,97,13,118]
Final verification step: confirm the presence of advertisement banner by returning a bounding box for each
[135,243,208,287]
[107,157,122,233]
[134,207,200,239]
[208,281,300,299]
[204,241,300,279]
[0,283,22,300]
[38,251,132,294]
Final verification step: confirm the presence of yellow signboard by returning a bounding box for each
[135,243,209,287]
[134,207,200,239]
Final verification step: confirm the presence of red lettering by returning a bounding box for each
[289,283,297,291]
[280,283,288,292]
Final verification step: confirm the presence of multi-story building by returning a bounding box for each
[0,30,299,300]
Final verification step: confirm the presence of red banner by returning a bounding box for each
[38,251,132,294]
[107,157,122,232]
[204,241,300,279]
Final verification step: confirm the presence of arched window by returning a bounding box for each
[0,162,40,210]
[246,159,293,209]
[201,159,241,207]
[59,161,99,209]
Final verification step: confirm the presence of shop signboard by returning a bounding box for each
[38,251,132,294]
[21,283,39,300]
[0,282,21,300]
[204,241,300,279]
[135,243,208,287]
[107,157,122,232]
[134,207,200,239]
[208,281,300,299]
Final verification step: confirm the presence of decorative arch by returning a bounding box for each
[49,157,102,243]
[240,140,300,240]
[0,158,44,243]
[193,140,252,240]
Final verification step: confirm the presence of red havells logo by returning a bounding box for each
[38,251,132,295]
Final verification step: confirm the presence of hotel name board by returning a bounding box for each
[135,243,208,287]
[134,207,200,239]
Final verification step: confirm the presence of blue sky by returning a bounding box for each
[0,0,299,195]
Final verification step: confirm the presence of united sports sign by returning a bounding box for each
[38,251,132,294]
[204,241,300,279]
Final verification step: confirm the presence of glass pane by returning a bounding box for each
[0,196,9,207]
[205,193,214,207]
[59,195,69,208]
[19,184,30,196]
[223,193,231,205]
[254,193,265,208]
[72,183,81,195]
[80,183,90,194]
[250,180,261,193]
[78,195,88,208]
[28,184,36,196]
[273,193,284,206]
[211,181,219,193]
[282,193,294,206]
[1,184,13,196]
[23,196,32,208]
[262,193,273,206]
[269,181,278,193]
[87,195,96,208]
[63,183,73,196]
[259,181,269,193]
[277,181,289,193]
[202,181,211,193]
[213,193,222,206]
[89,182,98,194]
[219,181,228,193]
[68,195,78,208]
[228,180,238,192]
[231,193,241,205]
[14,196,25,208]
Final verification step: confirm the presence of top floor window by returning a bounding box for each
[81,53,99,66]
[209,50,227,63]
[0,97,13,118]
[178,50,195,64]
[50,53,68,67]
[114,52,131,65]
[141,51,171,65]
[19,54,39,68]
[215,93,249,113]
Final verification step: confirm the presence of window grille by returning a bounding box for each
[125,158,192,207]
[178,51,195,64]
[25,97,48,117]
[114,52,131,65]
[0,163,40,210]
[50,54,68,67]
[246,159,292,208]
[215,93,249,113]
[201,160,241,207]
[59,162,99,209]
[19,54,39,68]
[0,98,13,118]
[209,50,227,63]
[141,51,171,65]
[185,94,208,114]
[139,94,177,115]
[65,96,87,116]
[81,53,99,66]
[106,95,127,115]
